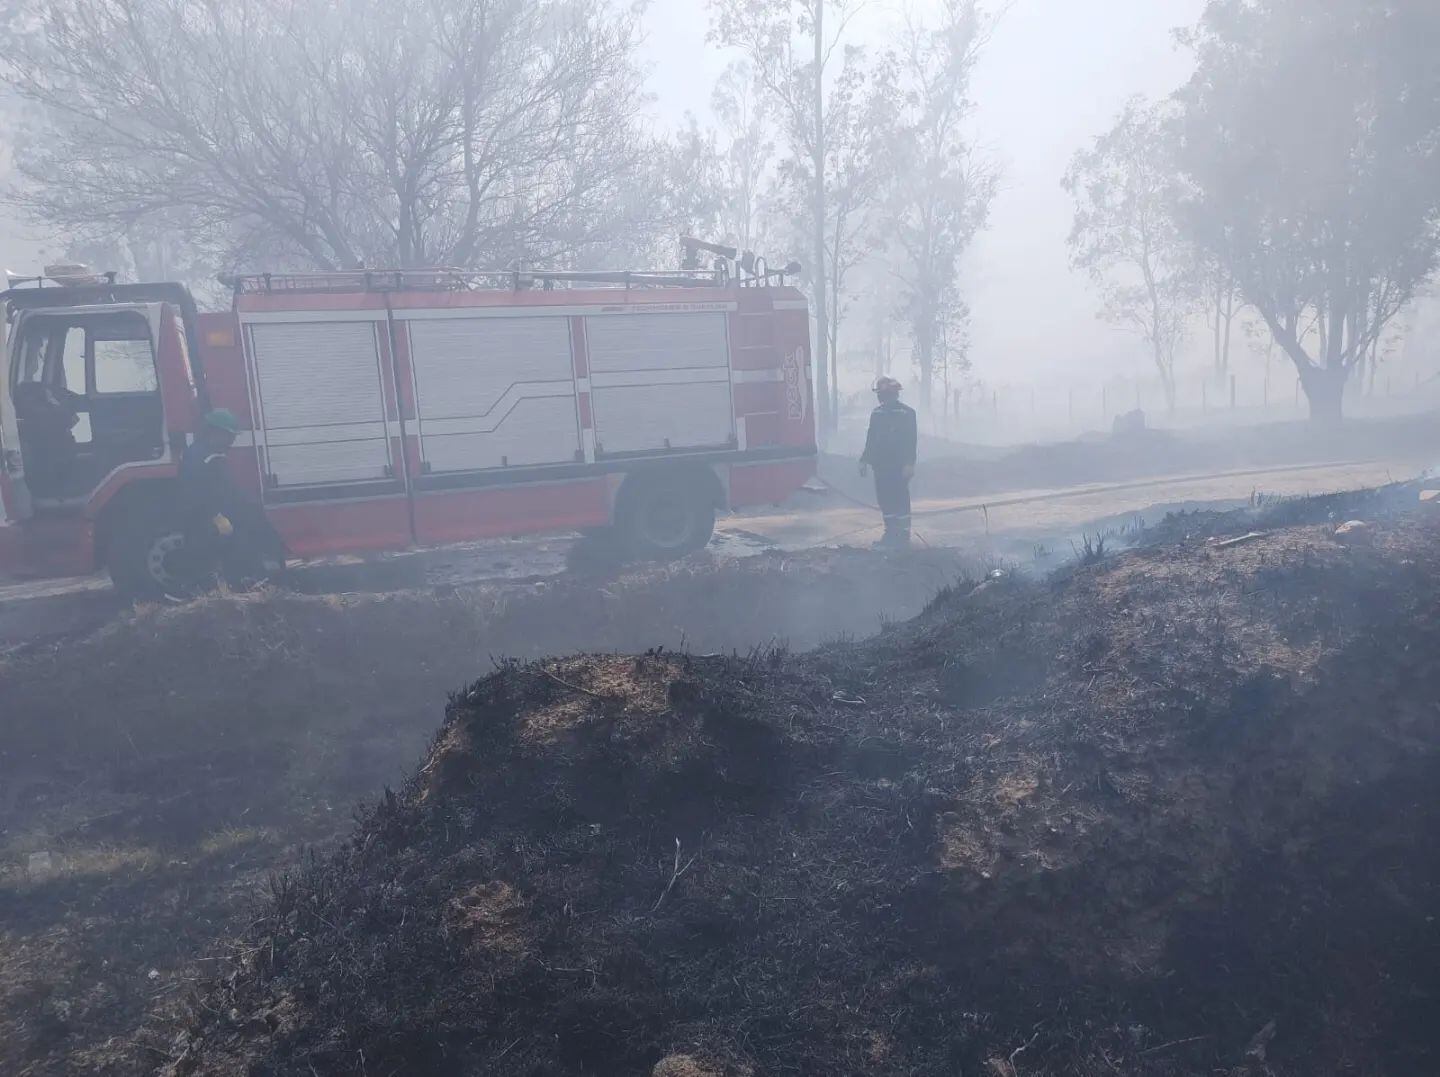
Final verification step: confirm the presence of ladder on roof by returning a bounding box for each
[225,267,735,296]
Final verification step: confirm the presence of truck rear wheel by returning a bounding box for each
[617,475,716,561]
[106,511,215,601]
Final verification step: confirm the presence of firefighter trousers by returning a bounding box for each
[873,467,912,545]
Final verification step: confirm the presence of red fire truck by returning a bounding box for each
[0,258,816,598]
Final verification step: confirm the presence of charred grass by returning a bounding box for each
[159,518,1440,1076]
[0,548,970,1076]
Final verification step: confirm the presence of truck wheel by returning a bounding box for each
[106,512,215,601]
[618,476,716,561]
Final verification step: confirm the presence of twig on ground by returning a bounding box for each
[1139,1034,1210,1057]
[1009,1029,1041,1069]
[536,667,606,699]
[651,837,699,914]
[1210,531,1268,549]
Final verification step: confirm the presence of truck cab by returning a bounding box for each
[0,270,204,590]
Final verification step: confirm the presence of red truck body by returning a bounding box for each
[0,270,816,593]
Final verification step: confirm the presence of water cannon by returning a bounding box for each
[680,237,739,270]
[679,237,802,286]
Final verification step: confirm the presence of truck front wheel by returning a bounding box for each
[617,476,716,561]
[106,511,215,601]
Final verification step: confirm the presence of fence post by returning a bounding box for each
[1230,374,1237,409]
[1102,384,1109,418]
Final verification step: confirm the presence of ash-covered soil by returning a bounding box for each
[0,547,971,1076]
[164,514,1440,1076]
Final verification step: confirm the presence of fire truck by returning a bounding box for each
[0,253,816,598]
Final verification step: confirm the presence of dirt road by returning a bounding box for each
[768,457,1420,550]
[0,457,1424,654]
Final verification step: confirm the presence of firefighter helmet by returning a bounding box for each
[203,408,240,434]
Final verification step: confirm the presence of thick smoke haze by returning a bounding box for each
[640,0,1208,386]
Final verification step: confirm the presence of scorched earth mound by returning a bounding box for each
[166,519,1440,1076]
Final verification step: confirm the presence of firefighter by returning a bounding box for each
[858,376,918,549]
[178,409,283,587]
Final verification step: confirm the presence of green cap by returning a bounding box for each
[203,408,240,434]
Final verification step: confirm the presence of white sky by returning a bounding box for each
[638,0,1209,386]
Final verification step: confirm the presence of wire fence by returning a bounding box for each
[836,367,1440,445]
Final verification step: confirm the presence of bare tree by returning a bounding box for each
[4,0,660,272]
[710,62,777,254]
[710,0,876,438]
[1204,260,1241,383]
[1064,99,1197,412]
[854,255,901,380]
[888,0,998,412]
[1173,0,1440,423]
[773,53,897,422]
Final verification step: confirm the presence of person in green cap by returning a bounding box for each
[178,409,282,585]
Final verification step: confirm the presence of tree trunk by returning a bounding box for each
[1153,341,1176,413]
[941,344,951,421]
[917,332,933,410]
[811,1,831,441]
[1220,284,1235,377]
[829,321,839,426]
[1213,278,1223,380]
[1303,367,1346,425]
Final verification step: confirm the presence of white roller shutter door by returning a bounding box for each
[586,313,734,454]
[248,321,392,486]
[407,316,580,472]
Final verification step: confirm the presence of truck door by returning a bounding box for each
[4,302,169,509]
[0,310,25,522]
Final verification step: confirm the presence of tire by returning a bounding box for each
[617,475,717,562]
[105,511,217,602]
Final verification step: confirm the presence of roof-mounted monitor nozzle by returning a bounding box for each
[680,237,739,270]
[680,237,802,286]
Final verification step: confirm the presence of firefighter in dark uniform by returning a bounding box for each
[178,409,283,586]
[858,376,918,549]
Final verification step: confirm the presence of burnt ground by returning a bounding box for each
[158,503,1440,1076]
[0,548,975,1076]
